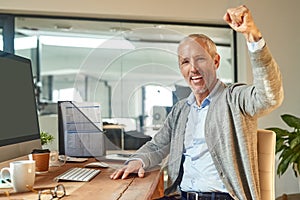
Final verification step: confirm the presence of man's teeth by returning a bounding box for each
[191,76,202,80]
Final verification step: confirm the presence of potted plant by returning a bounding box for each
[267,114,300,177]
[40,131,55,146]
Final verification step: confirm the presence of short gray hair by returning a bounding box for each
[178,34,217,58]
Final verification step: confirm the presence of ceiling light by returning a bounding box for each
[0,36,38,50]
[40,36,104,48]
[39,35,135,49]
[54,24,73,31]
[109,27,132,32]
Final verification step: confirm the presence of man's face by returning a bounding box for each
[178,38,220,96]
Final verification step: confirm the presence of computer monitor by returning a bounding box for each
[0,51,41,162]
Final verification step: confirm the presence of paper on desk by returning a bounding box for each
[65,156,88,162]
[60,101,106,157]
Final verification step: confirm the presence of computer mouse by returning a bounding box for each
[84,162,109,168]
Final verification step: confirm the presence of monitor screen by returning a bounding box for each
[0,51,41,162]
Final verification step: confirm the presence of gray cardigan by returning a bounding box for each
[132,45,284,200]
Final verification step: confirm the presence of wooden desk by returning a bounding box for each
[0,156,164,200]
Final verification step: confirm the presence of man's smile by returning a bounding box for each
[190,75,203,84]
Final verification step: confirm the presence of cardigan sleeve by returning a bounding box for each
[230,44,284,117]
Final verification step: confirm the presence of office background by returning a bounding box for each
[0,0,299,197]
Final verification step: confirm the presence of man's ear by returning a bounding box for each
[214,53,221,69]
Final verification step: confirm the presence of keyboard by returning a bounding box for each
[54,167,101,182]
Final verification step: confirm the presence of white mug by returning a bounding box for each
[0,160,35,192]
[49,151,67,167]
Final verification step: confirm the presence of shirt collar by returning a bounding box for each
[186,79,222,108]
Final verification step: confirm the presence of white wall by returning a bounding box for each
[38,115,59,151]
[2,0,300,197]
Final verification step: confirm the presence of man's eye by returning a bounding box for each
[196,57,205,61]
[181,60,189,65]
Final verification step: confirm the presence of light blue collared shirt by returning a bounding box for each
[247,37,265,52]
[180,80,228,192]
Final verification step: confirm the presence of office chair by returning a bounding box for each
[257,129,276,200]
[124,130,152,150]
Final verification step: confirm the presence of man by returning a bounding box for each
[110,5,283,200]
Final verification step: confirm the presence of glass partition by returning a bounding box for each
[14,17,235,130]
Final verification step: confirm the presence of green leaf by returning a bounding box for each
[40,131,54,146]
[281,114,300,130]
[275,138,287,153]
[288,134,297,144]
[297,160,300,177]
[277,153,293,176]
[290,135,300,149]
[292,163,299,177]
[279,148,293,161]
[267,127,288,137]
[289,151,300,164]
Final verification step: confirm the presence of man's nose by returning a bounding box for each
[190,61,198,72]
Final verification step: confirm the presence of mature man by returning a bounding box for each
[111,5,283,200]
